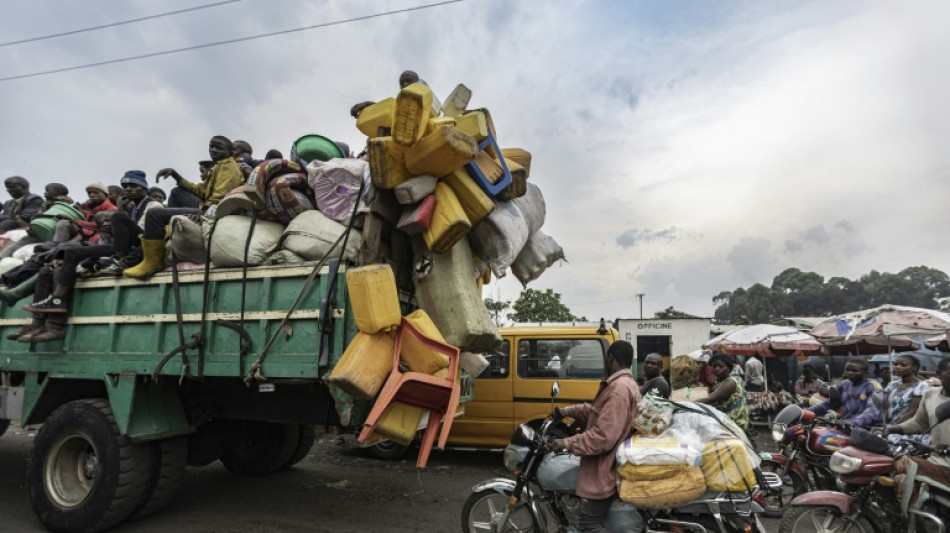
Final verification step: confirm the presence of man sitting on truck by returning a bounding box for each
[15,211,116,342]
[13,170,161,328]
[124,135,243,279]
[0,176,44,235]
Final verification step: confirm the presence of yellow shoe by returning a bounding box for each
[123,239,166,279]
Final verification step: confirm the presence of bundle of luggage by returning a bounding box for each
[172,78,565,461]
[617,400,760,508]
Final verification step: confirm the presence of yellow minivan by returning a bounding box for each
[446,322,623,448]
[365,322,625,458]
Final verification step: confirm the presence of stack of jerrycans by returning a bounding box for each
[330,264,453,445]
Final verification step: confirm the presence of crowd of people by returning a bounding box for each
[646,350,948,445]
[0,136,291,342]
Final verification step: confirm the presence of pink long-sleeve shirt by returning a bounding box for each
[562,369,640,499]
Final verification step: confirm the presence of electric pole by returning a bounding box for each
[636,293,645,319]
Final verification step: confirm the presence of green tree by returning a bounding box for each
[771,268,825,316]
[712,265,950,321]
[510,288,581,323]
[483,298,511,326]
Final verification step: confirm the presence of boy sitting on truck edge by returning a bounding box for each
[14,211,116,342]
[124,135,243,279]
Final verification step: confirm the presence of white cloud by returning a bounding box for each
[1,0,948,323]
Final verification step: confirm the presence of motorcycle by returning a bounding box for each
[779,401,950,533]
[461,382,778,533]
[759,389,852,517]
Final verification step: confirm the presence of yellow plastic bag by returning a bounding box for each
[618,466,705,507]
[701,438,757,492]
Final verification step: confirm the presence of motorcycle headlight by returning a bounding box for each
[504,445,529,471]
[771,423,787,443]
[830,452,862,474]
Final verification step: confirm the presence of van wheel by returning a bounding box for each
[284,424,317,468]
[28,399,152,533]
[220,422,300,477]
[0,418,9,438]
[130,437,188,520]
[366,440,410,460]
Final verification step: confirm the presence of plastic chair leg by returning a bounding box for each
[416,410,441,467]
[437,387,462,449]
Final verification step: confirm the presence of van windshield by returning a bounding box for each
[517,338,607,379]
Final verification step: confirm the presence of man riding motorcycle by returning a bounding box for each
[808,358,883,429]
[547,340,640,533]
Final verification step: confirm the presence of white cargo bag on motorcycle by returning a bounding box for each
[617,400,763,507]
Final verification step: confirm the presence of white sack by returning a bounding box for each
[511,230,564,287]
[168,215,208,264]
[280,210,361,262]
[469,183,547,277]
[209,216,285,267]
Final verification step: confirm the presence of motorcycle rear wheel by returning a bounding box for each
[461,488,541,533]
[779,505,876,533]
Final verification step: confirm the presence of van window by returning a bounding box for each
[517,338,607,379]
[478,340,510,378]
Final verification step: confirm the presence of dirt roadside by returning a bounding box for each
[1,423,781,532]
[0,423,505,533]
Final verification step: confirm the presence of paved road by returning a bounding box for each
[1,423,781,532]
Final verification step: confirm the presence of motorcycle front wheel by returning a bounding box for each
[760,459,806,517]
[461,488,541,533]
[779,505,877,533]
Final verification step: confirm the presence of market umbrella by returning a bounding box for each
[809,305,950,355]
[924,331,950,352]
[703,324,823,358]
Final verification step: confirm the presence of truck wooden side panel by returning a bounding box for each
[0,264,356,437]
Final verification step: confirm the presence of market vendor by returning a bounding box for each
[696,353,749,429]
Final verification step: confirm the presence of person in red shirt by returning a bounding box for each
[54,182,116,243]
[547,340,640,532]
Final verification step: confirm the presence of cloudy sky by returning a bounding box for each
[1,0,947,320]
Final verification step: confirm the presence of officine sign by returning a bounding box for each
[636,322,673,330]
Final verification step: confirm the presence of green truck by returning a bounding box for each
[0,262,470,532]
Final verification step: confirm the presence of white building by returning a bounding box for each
[616,318,711,375]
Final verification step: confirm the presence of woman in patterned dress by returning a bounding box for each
[885,354,931,443]
[697,352,749,429]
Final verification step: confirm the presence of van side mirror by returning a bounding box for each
[551,381,560,399]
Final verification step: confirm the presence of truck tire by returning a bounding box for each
[0,418,9,438]
[284,424,317,468]
[220,422,300,477]
[28,399,152,533]
[130,437,188,520]
[366,440,411,460]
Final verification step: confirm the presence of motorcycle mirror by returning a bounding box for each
[871,391,884,411]
[828,386,841,403]
[551,381,560,399]
[936,401,950,425]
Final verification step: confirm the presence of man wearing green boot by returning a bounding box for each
[124,135,243,279]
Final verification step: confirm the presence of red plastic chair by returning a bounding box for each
[357,317,461,467]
